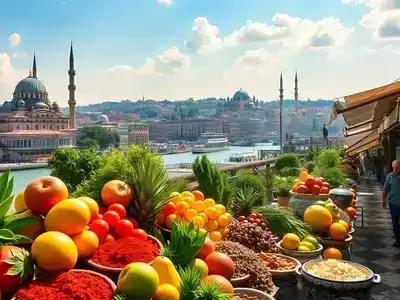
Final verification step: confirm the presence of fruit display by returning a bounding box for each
[215,241,275,294]
[156,190,233,242]
[292,170,331,195]
[226,216,278,253]
[280,233,321,253]
[259,253,297,271]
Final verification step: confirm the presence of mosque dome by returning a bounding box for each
[98,114,109,122]
[33,102,50,110]
[232,89,251,102]
[14,77,47,94]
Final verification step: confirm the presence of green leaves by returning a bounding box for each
[0,170,15,218]
[4,249,34,283]
[0,229,33,245]
[3,213,38,232]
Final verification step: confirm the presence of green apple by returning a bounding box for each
[117,262,159,299]
[302,236,319,249]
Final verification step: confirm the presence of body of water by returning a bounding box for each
[3,143,279,194]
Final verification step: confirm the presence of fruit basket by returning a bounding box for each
[277,240,323,261]
[259,252,301,278]
[289,192,330,217]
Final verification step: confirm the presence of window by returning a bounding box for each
[57,125,59,130]
[26,124,29,130]
[16,125,19,130]
[43,125,45,129]
[35,125,39,130]
[49,125,52,130]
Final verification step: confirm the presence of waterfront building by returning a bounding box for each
[128,123,149,145]
[0,46,77,162]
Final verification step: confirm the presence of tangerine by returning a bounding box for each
[192,200,205,212]
[208,219,219,231]
[153,284,180,300]
[322,247,342,260]
[45,198,91,236]
[303,205,333,233]
[329,223,348,241]
[204,198,216,208]
[163,202,177,216]
[192,216,205,228]
[338,220,350,232]
[169,192,182,204]
[78,197,99,223]
[281,233,300,250]
[32,231,78,271]
[219,227,229,238]
[205,207,218,220]
[185,208,198,220]
[176,201,189,216]
[214,204,226,216]
[165,214,178,229]
[199,212,209,224]
[181,191,195,200]
[192,190,205,201]
[217,215,229,228]
[223,213,233,223]
[208,231,222,242]
[181,196,195,207]
[71,230,99,259]
[299,171,308,182]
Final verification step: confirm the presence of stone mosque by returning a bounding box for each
[0,44,77,162]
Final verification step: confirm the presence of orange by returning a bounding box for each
[199,212,209,224]
[165,214,178,229]
[204,198,216,208]
[214,204,226,216]
[192,190,205,201]
[153,284,180,300]
[77,197,99,223]
[328,223,348,241]
[45,199,91,236]
[299,171,308,182]
[181,196,195,207]
[192,216,205,228]
[338,220,350,232]
[223,213,233,223]
[32,231,78,271]
[205,207,218,220]
[219,227,229,238]
[192,201,205,212]
[217,215,229,228]
[303,205,333,233]
[169,192,182,204]
[344,207,357,219]
[181,191,195,200]
[176,201,189,216]
[322,247,343,260]
[208,220,219,231]
[209,231,222,242]
[14,189,26,212]
[71,230,99,259]
[185,208,198,220]
[281,233,300,250]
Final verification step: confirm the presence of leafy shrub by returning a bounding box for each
[231,171,266,206]
[312,149,347,188]
[167,179,190,194]
[305,161,316,173]
[315,149,341,169]
[274,154,301,176]
[273,176,295,197]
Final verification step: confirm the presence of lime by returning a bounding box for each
[303,236,319,249]
[297,246,311,252]
[314,201,326,207]
[299,241,315,251]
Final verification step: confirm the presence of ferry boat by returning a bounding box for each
[228,152,258,163]
[192,133,230,153]
[164,143,192,155]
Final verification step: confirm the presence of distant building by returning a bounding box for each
[0,46,77,162]
[127,123,149,145]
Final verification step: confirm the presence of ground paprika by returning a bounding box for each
[15,271,114,300]
[91,236,159,268]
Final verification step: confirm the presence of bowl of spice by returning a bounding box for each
[12,269,116,300]
[87,235,162,278]
[233,288,276,300]
[259,252,301,278]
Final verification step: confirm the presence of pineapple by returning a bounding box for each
[231,185,261,218]
[129,155,170,233]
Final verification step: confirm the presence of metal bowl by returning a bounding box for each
[329,188,354,209]
[277,240,323,259]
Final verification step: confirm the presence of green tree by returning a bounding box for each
[77,126,119,149]
[48,147,101,192]
[77,138,99,149]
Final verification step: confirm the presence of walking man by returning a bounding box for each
[322,124,330,145]
[382,160,400,247]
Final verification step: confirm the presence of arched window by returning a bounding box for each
[35,124,39,130]
[26,124,29,130]
[57,125,60,130]
[49,125,52,130]
[43,125,45,129]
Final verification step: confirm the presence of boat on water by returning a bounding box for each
[164,143,192,155]
[192,133,230,154]
[228,152,258,163]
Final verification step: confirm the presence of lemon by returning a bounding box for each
[297,246,311,252]
[192,201,205,212]
[214,204,226,216]
[303,236,319,249]
[204,199,216,208]
[299,241,315,251]
[281,233,300,250]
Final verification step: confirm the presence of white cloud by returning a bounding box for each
[158,0,174,6]
[185,17,223,53]
[106,65,135,73]
[140,47,188,75]
[8,33,21,47]
[236,49,280,66]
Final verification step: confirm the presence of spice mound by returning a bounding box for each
[226,221,277,253]
[92,236,159,268]
[232,293,262,300]
[15,271,114,300]
[215,241,274,294]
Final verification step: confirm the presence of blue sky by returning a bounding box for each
[0,0,400,105]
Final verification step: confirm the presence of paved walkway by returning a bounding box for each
[351,179,400,300]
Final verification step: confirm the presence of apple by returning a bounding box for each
[24,176,68,214]
[101,180,133,207]
[237,216,246,222]
[117,262,159,299]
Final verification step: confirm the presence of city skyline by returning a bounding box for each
[1,0,400,105]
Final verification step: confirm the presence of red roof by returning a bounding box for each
[0,130,71,136]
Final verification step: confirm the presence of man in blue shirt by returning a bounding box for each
[382,160,400,247]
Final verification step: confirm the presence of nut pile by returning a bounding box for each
[226,221,278,253]
[259,253,296,271]
[232,294,262,300]
[215,241,274,294]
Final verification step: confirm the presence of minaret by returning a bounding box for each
[68,42,76,129]
[294,71,298,116]
[32,53,37,78]
[279,73,284,153]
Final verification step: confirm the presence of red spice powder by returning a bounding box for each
[15,271,114,300]
[91,236,159,268]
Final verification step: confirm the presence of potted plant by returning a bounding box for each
[273,177,294,207]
